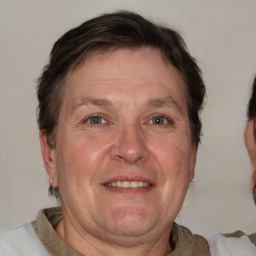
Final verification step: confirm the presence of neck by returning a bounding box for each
[56,216,172,256]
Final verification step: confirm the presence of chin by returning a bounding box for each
[107,207,155,237]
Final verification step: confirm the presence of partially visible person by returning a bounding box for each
[244,75,256,204]
[209,76,256,256]
[0,11,210,255]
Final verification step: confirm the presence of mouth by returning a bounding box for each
[102,176,154,194]
[104,180,152,188]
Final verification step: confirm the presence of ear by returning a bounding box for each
[39,130,58,187]
[189,144,198,181]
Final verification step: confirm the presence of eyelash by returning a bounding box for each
[83,115,107,125]
[149,115,174,126]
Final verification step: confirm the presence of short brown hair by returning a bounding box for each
[37,11,205,199]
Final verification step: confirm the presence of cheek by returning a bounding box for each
[151,137,192,216]
[151,135,193,205]
[151,136,192,175]
[56,134,112,181]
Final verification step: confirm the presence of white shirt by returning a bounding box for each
[0,223,50,256]
[209,233,256,256]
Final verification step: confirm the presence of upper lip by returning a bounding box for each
[102,175,155,186]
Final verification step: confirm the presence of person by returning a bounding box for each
[244,75,256,205]
[209,76,256,256]
[0,11,210,255]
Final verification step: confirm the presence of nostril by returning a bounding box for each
[114,155,125,161]
[112,153,145,164]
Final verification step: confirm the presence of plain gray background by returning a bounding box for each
[1,0,256,238]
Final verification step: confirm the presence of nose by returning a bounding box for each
[110,124,150,164]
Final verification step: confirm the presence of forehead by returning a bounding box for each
[63,47,187,110]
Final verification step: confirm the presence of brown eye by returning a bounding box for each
[151,116,168,125]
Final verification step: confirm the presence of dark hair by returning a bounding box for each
[37,11,205,199]
[247,76,256,120]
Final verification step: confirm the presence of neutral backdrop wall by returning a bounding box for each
[1,0,256,238]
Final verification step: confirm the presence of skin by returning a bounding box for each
[40,47,197,256]
[244,119,256,203]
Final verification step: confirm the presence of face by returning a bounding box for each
[41,47,197,242]
[244,119,256,203]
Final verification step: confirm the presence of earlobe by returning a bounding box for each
[39,131,58,187]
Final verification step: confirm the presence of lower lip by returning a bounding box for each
[103,186,153,194]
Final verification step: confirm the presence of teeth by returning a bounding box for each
[106,181,151,188]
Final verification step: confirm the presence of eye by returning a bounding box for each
[86,116,106,125]
[150,116,169,125]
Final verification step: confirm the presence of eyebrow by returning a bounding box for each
[79,97,112,106]
[146,96,183,114]
[71,96,183,114]
[71,97,112,114]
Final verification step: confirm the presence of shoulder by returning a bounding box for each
[172,223,210,255]
[209,231,256,256]
[0,223,49,256]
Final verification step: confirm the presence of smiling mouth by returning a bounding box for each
[104,181,152,188]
